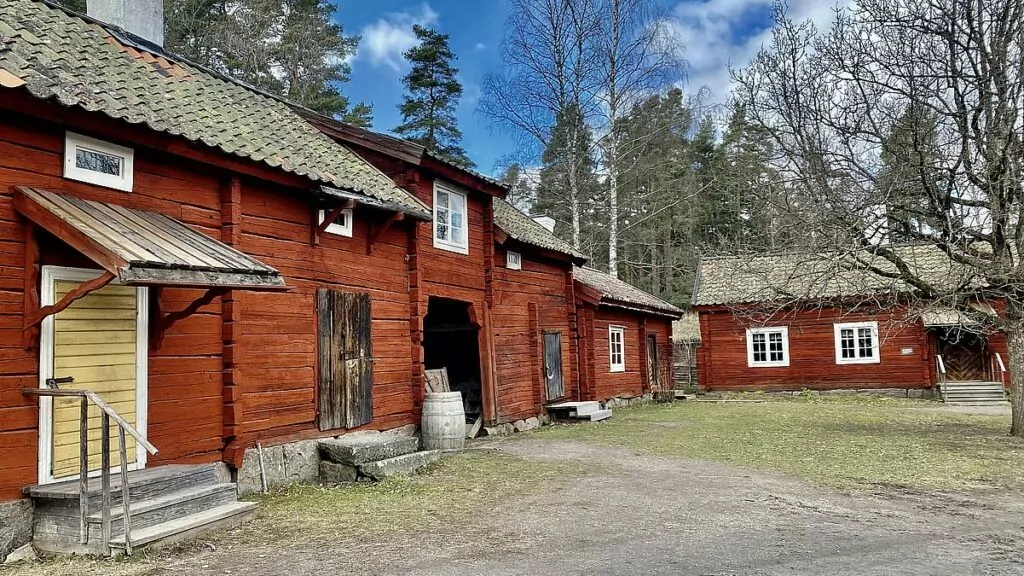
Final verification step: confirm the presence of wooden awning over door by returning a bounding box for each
[14,186,286,290]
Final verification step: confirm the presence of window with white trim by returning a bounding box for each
[609,326,626,372]
[834,321,880,364]
[506,251,522,270]
[318,208,353,237]
[746,327,790,367]
[64,132,134,192]
[433,182,469,254]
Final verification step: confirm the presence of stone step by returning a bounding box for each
[24,464,226,506]
[358,451,442,480]
[85,483,238,537]
[546,401,602,417]
[107,501,257,555]
[584,409,613,422]
[319,432,419,466]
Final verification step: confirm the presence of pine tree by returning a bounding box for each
[161,0,372,123]
[877,102,943,240]
[394,25,473,168]
[537,105,603,260]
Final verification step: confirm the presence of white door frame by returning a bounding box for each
[37,266,149,484]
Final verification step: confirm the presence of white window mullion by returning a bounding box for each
[833,321,880,364]
[746,327,790,367]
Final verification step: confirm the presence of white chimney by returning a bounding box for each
[533,216,556,233]
[87,0,164,47]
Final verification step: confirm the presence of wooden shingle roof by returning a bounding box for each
[16,187,285,289]
[574,266,683,318]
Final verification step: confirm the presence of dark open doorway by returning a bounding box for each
[423,297,483,419]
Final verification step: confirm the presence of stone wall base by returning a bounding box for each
[701,388,937,400]
[603,393,654,409]
[235,424,418,496]
[0,499,32,563]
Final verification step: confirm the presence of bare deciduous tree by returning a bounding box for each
[732,0,1024,433]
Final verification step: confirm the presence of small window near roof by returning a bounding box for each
[834,321,880,364]
[433,181,469,254]
[318,208,353,237]
[746,327,790,367]
[64,132,134,192]
[609,326,626,372]
[507,251,522,270]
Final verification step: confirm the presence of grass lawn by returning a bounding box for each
[5,452,588,576]
[538,396,1024,492]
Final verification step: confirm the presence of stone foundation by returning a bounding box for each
[603,393,654,409]
[0,499,32,563]
[700,388,938,400]
[236,424,419,495]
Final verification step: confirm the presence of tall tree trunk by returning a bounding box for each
[607,146,618,277]
[1007,320,1024,437]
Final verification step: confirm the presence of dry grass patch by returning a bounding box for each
[1,450,587,576]
[537,396,1024,491]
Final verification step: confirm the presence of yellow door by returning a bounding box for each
[49,280,140,479]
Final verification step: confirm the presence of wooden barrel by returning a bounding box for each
[421,391,466,451]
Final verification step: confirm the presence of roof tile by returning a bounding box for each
[1,0,429,219]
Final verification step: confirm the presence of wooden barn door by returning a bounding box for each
[317,289,373,431]
[543,332,564,401]
[647,335,660,390]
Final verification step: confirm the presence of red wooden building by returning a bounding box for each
[693,249,1009,399]
[0,0,689,558]
[573,267,683,402]
[0,0,434,555]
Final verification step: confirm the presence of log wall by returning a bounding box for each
[578,305,674,401]
[492,246,576,421]
[0,105,228,498]
[695,306,958,392]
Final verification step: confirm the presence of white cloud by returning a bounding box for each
[474,43,487,52]
[669,0,850,104]
[358,3,439,71]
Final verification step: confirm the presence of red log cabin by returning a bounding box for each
[693,249,1010,400]
[573,267,683,402]
[0,0,686,558]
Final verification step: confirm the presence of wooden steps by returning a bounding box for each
[939,381,1008,405]
[107,502,257,553]
[27,463,253,556]
[545,401,613,422]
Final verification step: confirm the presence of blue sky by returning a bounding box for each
[334,0,841,176]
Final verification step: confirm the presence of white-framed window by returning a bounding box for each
[64,132,134,192]
[746,326,790,367]
[318,208,353,237]
[834,321,880,364]
[506,251,522,270]
[433,181,469,254]
[609,326,626,372]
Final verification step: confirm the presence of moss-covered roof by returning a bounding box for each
[693,245,983,306]
[0,0,429,218]
[492,197,586,261]
[574,266,683,317]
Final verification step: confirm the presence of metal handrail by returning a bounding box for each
[23,387,158,555]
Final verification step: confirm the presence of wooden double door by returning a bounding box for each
[936,330,988,381]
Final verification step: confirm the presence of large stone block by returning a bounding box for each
[283,439,320,484]
[0,499,32,563]
[383,424,418,437]
[359,451,442,480]
[319,434,419,466]
[319,461,358,484]
[236,447,263,496]
[513,417,541,433]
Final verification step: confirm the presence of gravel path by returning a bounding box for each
[143,435,1024,575]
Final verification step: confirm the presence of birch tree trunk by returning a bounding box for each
[607,148,619,276]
